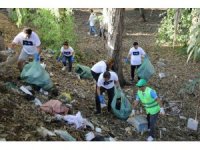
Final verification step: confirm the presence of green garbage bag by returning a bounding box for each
[137,55,155,81]
[21,60,53,90]
[111,87,132,120]
[75,64,93,79]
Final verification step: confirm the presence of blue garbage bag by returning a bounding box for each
[20,60,53,90]
[111,87,132,120]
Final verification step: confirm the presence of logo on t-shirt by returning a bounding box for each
[23,40,33,46]
[132,51,139,55]
[103,80,113,85]
[63,51,71,56]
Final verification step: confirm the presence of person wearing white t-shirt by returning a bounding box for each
[9,28,41,71]
[127,42,146,82]
[88,9,98,36]
[59,41,75,72]
[91,58,114,82]
[96,71,120,114]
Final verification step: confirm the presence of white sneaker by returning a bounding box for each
[147,136,154,141]
[62,67,66,71]
[94,34,98,37]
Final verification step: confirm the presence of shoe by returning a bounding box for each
[62,67,66,71]
[94,34,98,37]
[147,136,154,141]
[87,32,90,35]
[94,111,101,114]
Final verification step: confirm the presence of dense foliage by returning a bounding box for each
[9,8,78,57]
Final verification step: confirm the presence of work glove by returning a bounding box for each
[57,57,62,62]
[71,56,75,63]
[160,107,165,115]
[34,53,40,62]
[98,95,105,104]
[124,57,129,64]
[130,109,136,117]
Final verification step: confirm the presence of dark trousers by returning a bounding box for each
[91,70,101,82]
[131,65,141,81]
[95,87,114,113]
[62,55,72,72]
[147,113,159,138]
[99,28,106,40]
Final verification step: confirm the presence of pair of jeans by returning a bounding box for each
[147,113,159,138]
[131,65,141,81]
[89,26,97,35]
[62,55,72,72]
[95,87,114,113]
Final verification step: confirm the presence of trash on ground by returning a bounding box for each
[40,88,48,95]
[95,127,102,133]
[157,61,166,67]
[20,86,33,95]
[58,92,72,103]
[40,100,69,115]
[54,130,76,141]
[159,72,166,79]
[33,98,42,106]
[0,138,6,141]
[37,127,56,138]
[127,115,148,132]
[179,116,187,120]
[63,111,94,130]
[40,62,46,69]
[164,101,182,115]
[187,118,198,131]
[85,132,95,141]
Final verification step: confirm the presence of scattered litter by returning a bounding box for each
[160,128,167,131]
[20,86,33,95]
[95,127,102,133]
[50,72,54,76]
[33,98,42,106]
[179,116,187,120]
[85,132,95,141]
[59,92,72,103]
[125,127,132,135]
[40,88,48,95]
[127,115,148,132]
[54,130,76,141]
[40,62,46,69]
[40,100,69,115]
[37,127,56,138]
[54,114,64,121]
[157,61,166,67]
[101,103,107,108]
[159,72,166,79]
[25,86,32,91]
[164,101,182,115]
[187,118,198,131]
[63,111,94,130]
[104,137,116,141]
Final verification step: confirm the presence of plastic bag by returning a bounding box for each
[75,64,93,79]
[137,55,155,81]
[21,60,53,90]
[111,88,132,120]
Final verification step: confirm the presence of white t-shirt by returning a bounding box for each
[91,61,107,74]
[61,46,74,56]
[13,31,41,55]
[128,47,146,65]
[89,13,96,26]
[97,71,118,89]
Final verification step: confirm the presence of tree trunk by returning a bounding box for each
[139,8,146,22]
[104,8,125,86]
